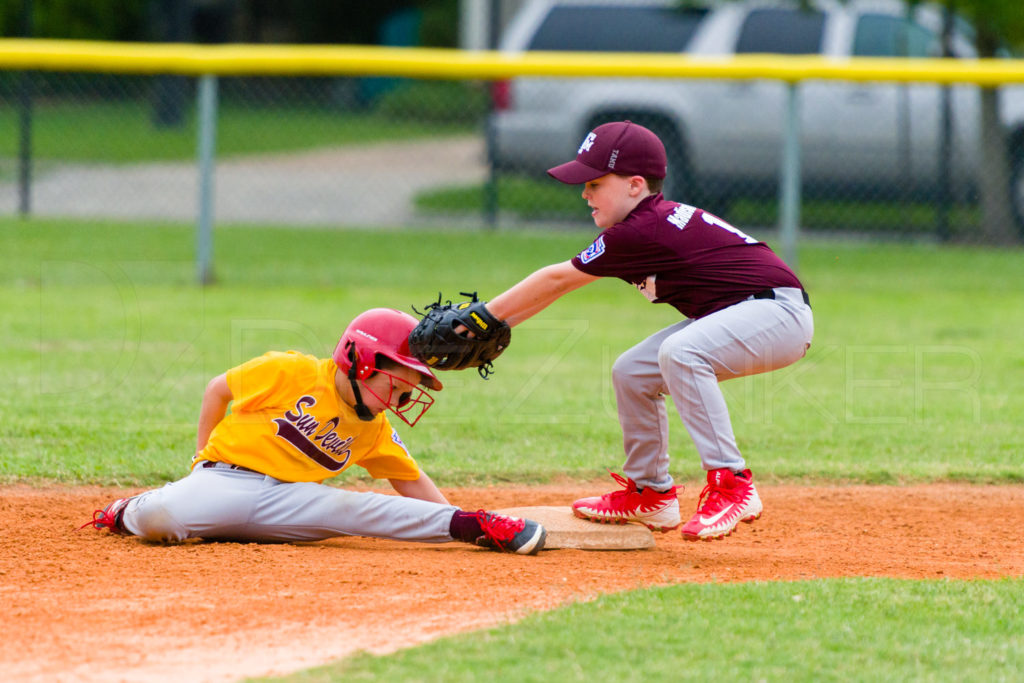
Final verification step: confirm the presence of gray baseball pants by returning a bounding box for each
[613,287,814,490]
[119,461,459,543]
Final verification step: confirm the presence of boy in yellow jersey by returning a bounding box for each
[82,308,546,555]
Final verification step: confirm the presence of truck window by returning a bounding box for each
[853,14,936,57]
[526,6,708,52]
[735,8,825,55]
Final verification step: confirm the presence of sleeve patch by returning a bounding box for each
[578,235,606,264]
[391,429,409,454]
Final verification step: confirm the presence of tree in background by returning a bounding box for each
[0,1,459,46]
[238,1,457,46]
[0,0,144,40]
[947,0,1024,243]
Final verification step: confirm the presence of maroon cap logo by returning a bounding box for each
[548,120,667,184]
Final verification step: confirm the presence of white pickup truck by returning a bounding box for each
[493,0,1024,230]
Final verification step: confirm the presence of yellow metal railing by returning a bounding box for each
[1,39,1024,85]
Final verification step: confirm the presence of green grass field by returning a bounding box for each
[4,217,1022,681]
[273,578,1024,682]
[4,218,1021,486]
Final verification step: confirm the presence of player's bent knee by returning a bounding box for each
[611,345,652,383]
[130,496,189,543]
[657,339,704,373]
[610,356,632,385]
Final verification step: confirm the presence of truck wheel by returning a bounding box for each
[585,114,695,203]
[643,119,730,215]
[644,120,691,202]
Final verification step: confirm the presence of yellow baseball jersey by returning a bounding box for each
[194,351,421,483]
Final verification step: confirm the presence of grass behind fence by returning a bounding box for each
[2,217,1022,485]
[0,100,473,164]
[415,175,988,238]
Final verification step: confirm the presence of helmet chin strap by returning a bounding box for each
[349,377,375,421]
[347,346,376,422]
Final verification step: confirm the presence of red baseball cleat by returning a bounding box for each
[572,471,681,532]
[79,497,131,535]
[474,511,546,555]
[681,468,762,541]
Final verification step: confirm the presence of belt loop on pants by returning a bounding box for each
[752,288,811,308]
[200,460,260,474]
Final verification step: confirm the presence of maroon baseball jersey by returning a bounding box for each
[570,194,803,319]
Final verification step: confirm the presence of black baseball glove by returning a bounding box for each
[409,292,511,379]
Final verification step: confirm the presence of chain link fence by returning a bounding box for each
[494,77,1024,243]
[2,58,1023,246]
[0,72,494,228]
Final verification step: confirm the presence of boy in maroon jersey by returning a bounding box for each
[483,121,814,541]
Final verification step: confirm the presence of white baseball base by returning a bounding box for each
[495,506,655,550]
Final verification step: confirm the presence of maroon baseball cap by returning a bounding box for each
[547,120,667,184]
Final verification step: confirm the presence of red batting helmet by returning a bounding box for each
[333,308,443,391]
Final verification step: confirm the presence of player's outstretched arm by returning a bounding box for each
[196,373,232,455]
[389,471,450,505]
[488,260,598,327]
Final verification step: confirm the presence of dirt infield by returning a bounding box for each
[4,482,1023,682]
